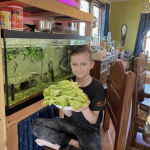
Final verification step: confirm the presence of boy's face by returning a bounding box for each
[70,52,94,79]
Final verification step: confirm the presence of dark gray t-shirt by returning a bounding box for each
[66,76,105,129]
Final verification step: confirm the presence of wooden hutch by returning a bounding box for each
[90,52,124,86]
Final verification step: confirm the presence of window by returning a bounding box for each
[144,30,150,57]
[79,0,90,36]
[80,0,90,12]
[92,5,100,37]
[71,23,75,28]
[78,0,104,36]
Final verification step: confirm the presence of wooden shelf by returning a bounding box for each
[0,0,94,150]
[0,0,94,22]
[1,29,90,40]
[6,99,46,129]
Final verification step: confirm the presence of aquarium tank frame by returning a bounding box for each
[1,30,90,116]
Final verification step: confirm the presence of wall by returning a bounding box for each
[147,63,150,71]
[110,0,150,70]
[110,0,142,53]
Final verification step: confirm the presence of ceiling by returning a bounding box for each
[109,0,134,2]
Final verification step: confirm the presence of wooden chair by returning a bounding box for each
[103,59,135,150]
[125,52,150,150]
[45,147,55,150]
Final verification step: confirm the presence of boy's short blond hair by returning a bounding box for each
[70,45,92,61]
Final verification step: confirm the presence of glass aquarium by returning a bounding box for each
[1,30,90,115]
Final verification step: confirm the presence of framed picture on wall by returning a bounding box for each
[121,23,128,46]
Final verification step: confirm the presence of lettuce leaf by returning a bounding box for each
[69,99,83,110]
[42,80,88,110]
[43,88,50,97]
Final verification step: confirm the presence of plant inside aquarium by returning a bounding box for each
[2,46,47,63]
[23,47,47,63]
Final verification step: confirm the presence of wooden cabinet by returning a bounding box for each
[90,57,109,86]
[90,52,125,86]
[118,52,125,61]
[101,62,109,72]
[100,69,108,85]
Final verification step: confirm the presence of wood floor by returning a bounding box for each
[101,119,150,150]
[45,118,150,150]
[45,109,150,150]
[101,119,114,150]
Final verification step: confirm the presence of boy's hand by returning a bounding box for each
[72,98,90,112]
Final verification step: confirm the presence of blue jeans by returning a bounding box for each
[31,117,102,150]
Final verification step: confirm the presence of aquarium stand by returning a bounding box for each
[5,94,44,116]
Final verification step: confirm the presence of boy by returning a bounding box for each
[31,45,105,150]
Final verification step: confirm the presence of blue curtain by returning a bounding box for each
[18,104,58,150]
[133,13,150,58]
[101,3,110,37]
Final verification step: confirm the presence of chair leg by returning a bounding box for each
[133,124,138,140]
[125,121,138,150]
[103,107,110,130]
[137,126,143,133]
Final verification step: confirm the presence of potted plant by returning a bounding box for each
[105,40,115,52]
[116,42,122,51]
[112,39,122,51]
[92,16,98,28]
[100,36,107,49]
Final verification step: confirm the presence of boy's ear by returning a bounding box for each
[90,61,95,69]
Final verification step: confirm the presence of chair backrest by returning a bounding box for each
[133,52,147,116]
[106,59,135,150]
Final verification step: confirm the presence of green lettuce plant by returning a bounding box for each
[2,46,47,63]
[42,80,88,110]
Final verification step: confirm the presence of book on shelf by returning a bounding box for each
[140,98,150,112]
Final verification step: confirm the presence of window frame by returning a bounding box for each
[78,0,104,36]
[79,0,90,36]
[92,5,100,36]
[94,0,105,8]
[92,1,104,36]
